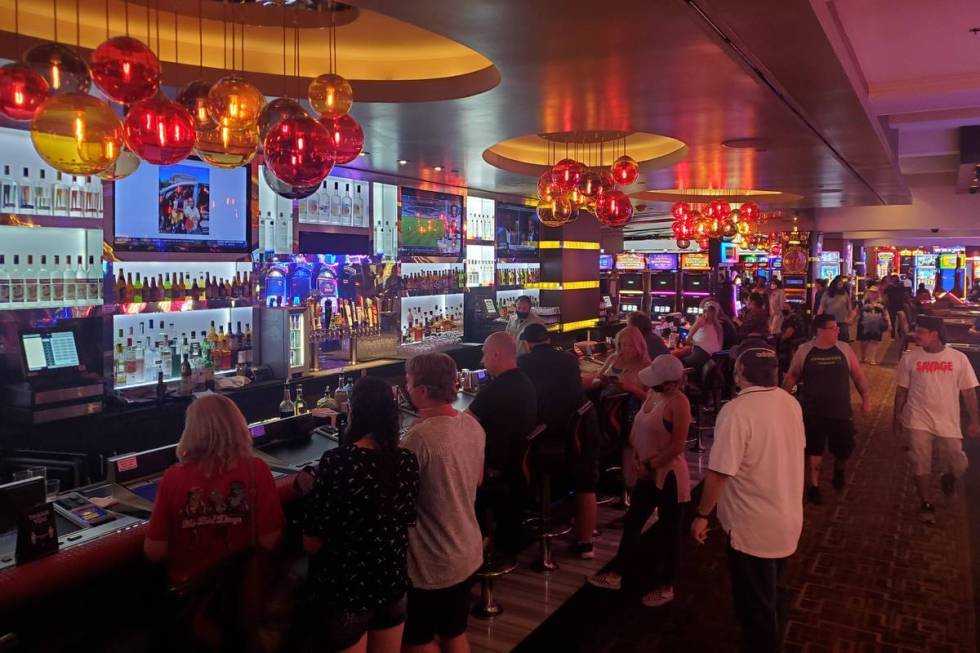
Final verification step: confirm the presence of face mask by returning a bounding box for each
[516,311,530,320]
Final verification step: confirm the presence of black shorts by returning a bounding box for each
[403,579,472,646]
[315,593,407,651]
[804,416,855,459]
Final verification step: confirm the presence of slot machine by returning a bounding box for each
[914,254,938,291]
[615,253,646,317]
[679,252,711,317]
[646,253,678,316]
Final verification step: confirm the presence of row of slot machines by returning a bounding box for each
[600,252,714,319]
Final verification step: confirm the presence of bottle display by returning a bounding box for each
[111,314,254,388]
[495,265,541,288]
[400,266,465,296]
[111,266,253,306]
[279,383,295,418]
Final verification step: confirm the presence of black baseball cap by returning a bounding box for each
[521,323,550,344]
[915,315,946,340]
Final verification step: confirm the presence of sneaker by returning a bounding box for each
[919,501,936,524]
[941,474,955,497]
[587,571,622,590]
[573,541,595,559]
[832,466,846,491]
[806,486,822,505]
[641,587,675,607]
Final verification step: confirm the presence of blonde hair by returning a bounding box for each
[177,394,253,476]
[614,326,652,369]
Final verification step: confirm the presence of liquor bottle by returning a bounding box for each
[69,176,84,216]
[60,254,75,306]
[330,182,342,220]
[0,165,16,211]
[183,271,193,299]
[279,383,295,418]
[223,277,232,299]
[75,255,87,303]
[341,183,353,225]
[115,268,127,303]
[294,384,307,415]
[275,210,291,254]
[23,255,37,304]
[147,276,158,303]
[318,181,331,224]
[9,255,23,304]
[114,334,127,387]
[35,169,52,213]
[243,323,252,351]
[123,336,138,384]
[143,335,158,383]
[0,255,8,307]
[17,167,34,215]
[353,184,364,226]
[85,176,102,218]
[159,334,173,379]
[53,172,69,215]
[163,272,172,300]
[50,255,64,303]
[180,354,192,395]
[86,255,101,303]
[132,272,143,303]
[36,255,51,305]
[125,272,134,302]
[204,272,213,300]
[156,371,166,405]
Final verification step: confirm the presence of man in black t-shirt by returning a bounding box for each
[518,324,598,559]
[783,314,870,505]
[468,332,538,555]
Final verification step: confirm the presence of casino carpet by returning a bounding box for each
[513,346,978,653]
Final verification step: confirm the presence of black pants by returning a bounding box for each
[610,474,681,593]
[726,544,788,653]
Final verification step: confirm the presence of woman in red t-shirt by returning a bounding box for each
[144,394,284,586]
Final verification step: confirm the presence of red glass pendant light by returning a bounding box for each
[90,36,161,104]
[264,116,335,187]
[0,63,49,121]
[124,97,196,165]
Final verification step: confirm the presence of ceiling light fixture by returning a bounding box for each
[433,165,443,171]
[398,159,408,165]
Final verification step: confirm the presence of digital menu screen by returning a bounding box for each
[114,158,249,253]
[680,253,710,270]
[399,187,463,257]
[615,253,646,271]
[21,330,80,373]
[646,253,678,271]
[495,203,539,258]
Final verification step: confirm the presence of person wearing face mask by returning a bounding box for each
[768,279,787,335]
[691,348,805,653]
[505,295,546,347]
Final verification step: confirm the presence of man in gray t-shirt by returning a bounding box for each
[401,353,485,651]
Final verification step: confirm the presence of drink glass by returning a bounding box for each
[12,466,46,483]
[45,479,61,500]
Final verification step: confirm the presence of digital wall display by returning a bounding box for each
[114,158,248,253]
[495,203,539,258]
[646,253,678,271]
[719,242,738,265]
[599,254,614,271]
[615,253,646,270]
[680,253,710,270]
[399,187,463,258]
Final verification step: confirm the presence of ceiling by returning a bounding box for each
[8,0,969,243]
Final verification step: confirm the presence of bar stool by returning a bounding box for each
[471,498,519,619]
[522,423,571,572]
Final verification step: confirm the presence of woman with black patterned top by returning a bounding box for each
[303,376,420,653]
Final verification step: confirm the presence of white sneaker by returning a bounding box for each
[586,571,622,590]
[641,587,675,607]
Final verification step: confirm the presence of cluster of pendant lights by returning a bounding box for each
[0,36,363,197]
[536,153,640,229]
[670,199,768,250]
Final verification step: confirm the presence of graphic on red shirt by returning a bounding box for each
[179,481,250,529]
[916,361,954,373]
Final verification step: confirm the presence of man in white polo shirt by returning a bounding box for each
[691,347,805,653]
[894,315,980,524]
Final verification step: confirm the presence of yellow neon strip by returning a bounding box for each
[561,318,600,332]
[526,280,599,291]
[538,240,600,250]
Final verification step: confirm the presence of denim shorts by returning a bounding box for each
[315,593,408,652]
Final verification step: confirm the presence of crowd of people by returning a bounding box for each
[139,277,980,653]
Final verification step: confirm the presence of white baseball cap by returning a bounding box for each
[638,354,686,387]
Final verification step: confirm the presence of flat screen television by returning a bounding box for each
[399,187,463,258]
[599,254,614,271]
[113,158,249,253]
[494,203,539,258]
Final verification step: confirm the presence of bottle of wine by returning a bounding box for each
[294,384,307,415]
[279,383,295,418]
[179,354,192,395]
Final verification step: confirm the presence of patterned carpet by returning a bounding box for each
[513,347,978,653]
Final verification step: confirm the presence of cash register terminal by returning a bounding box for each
[2,327,104,424]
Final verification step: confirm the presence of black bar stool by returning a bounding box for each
[522,423,571,572]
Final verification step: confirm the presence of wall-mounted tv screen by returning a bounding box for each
[495,203,539,258]
[599,254,614,271]
[113,158,249,253]
[399,187,463,258]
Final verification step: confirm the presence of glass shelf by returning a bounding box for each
[108,297,256,315]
